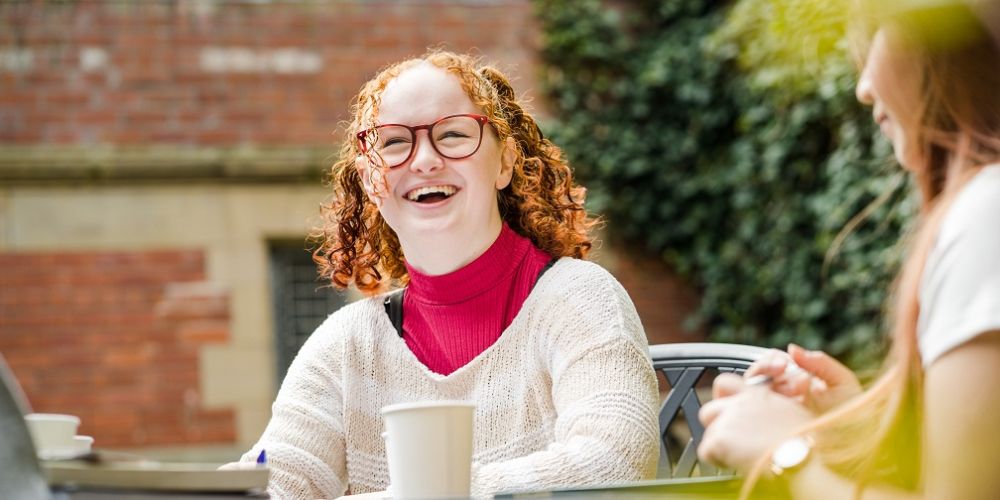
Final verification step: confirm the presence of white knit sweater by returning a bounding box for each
[240,258,660,499]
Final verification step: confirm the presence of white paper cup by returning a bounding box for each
[381,401,475,499]
[24,413,81,457]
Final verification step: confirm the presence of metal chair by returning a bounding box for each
[650,342,769,479]
[0,353,50,499]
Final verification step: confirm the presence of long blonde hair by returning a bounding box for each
[742,3,1000,497]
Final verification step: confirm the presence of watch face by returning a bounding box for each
[773,437,811,469]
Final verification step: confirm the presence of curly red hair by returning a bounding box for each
[310,50,597,295]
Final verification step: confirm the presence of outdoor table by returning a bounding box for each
[495,476,743,499]
[53,491,266,500]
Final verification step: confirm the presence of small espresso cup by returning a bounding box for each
[381,401,475,499]
[24,413,81,457]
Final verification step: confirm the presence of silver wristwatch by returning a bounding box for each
[770,436,813,476]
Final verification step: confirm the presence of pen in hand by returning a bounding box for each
[745,374,773,387]
[216,450,267,472]
[744,358,807,388]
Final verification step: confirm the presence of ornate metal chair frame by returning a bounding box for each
[650,342,769,478]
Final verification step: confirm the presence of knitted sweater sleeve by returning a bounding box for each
[472,261,660,496]
[239,313,348,499]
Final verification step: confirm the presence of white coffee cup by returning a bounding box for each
[24,413,81,458]
[381,401,475,499]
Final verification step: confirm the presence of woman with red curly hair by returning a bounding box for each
[235,51,659,498]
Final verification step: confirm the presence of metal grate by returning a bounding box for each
[269,243,349,386]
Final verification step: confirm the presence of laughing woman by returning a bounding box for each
[697,2,1000,499]
[236,51,659,499]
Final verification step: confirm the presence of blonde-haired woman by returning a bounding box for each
[234,51,659,498]
[698,1,1000,498]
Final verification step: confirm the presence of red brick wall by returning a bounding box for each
[0,0,540,145]
[0,250,234,448]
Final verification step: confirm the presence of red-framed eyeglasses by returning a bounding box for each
[356,114,490,169]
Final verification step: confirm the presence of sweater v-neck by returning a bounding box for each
[378,257,564,382]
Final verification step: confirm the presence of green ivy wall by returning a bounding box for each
[536,0,917,369]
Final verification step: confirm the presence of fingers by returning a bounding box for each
[712,372,746,399]
[746,350,808,400]
[788,343,856,387]
[745,349,790,378]
[217,461,260,471]
[697,430,727,468]
[702,373,748,430]
[699,398,725,428]
[698,400,731,468]
[781,368,813,397]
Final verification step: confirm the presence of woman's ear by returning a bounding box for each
[496,137,516,190]
[355,154,380,204]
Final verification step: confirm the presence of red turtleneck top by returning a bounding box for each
[402,224,554,375]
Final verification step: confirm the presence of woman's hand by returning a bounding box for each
[746,344,862,414]
[697,373,814,472]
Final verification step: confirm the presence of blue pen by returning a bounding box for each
[256,449,268,467]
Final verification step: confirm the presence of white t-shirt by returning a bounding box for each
[918,165,1000,367]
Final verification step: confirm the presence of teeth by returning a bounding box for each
[405,185,456,201]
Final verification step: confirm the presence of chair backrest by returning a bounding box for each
[0,354,51,499]
[650,342,769,479]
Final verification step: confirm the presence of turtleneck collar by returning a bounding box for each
[404,223,529,305]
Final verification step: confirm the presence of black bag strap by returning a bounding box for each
[535,256,559,287]
[383,257,560,339]
[384,288,405,338]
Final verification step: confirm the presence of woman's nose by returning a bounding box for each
[855,64,874,105]
[408,132,443,173]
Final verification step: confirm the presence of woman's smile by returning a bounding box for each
[403,184,460,204]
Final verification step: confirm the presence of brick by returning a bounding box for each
[74,108,118,127]
[102,347,153,368]
[88,411,141,432]
[195,129,241,144]
[0,248,236,448]
[177,320,230,344]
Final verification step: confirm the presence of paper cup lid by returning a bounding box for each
[381,400,475,415]
[25,413,81,424]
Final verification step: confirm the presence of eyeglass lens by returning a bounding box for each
[361,115,483,168]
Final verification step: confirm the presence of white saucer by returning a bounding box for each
[38,435,93,461]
